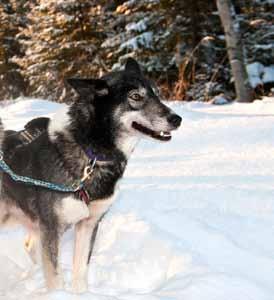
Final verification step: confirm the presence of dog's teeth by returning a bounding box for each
[160,131,171,137]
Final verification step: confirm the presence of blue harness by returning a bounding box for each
[0,124,111,204]
[0,150,75,192]
[0,149,100,204]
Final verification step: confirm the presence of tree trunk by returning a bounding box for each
[216,0,253,103]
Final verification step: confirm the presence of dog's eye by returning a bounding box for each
[130,93,142,101]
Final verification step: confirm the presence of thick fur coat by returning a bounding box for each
[0,58,181,292]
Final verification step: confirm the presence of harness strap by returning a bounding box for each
[19,127,45,146]
[86,148,112,162]
[76,189,91,206]
[20,130,34,143]
[0,151,76,193]
[0,152,94,205]
[0,121,108,205]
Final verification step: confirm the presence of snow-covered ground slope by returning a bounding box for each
[0,97,274,300]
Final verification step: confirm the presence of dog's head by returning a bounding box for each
[67,58,181,153]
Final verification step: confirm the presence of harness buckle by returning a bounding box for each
[81,165,93,182]
[73,158,97,192]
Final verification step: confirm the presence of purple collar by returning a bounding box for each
[86,148,111,162]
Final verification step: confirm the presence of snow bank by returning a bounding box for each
[0,97,274,300]
[247,62,274,88]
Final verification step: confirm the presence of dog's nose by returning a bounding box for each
[168,114,182,128]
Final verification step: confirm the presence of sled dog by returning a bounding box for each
[0,58,182,292]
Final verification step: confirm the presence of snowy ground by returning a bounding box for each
[0,97,274,300]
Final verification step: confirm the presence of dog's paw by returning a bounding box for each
[46,275,64,291]
[72,279,88,294]
[20,264,40,280]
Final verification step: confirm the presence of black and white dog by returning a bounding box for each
[0,58,181,292]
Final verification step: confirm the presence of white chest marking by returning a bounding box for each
[57,197,90,225]
[116,133,139,158]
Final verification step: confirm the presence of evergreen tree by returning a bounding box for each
[0,0,273,102]
[16,0,107,101]
[0,0,26,99]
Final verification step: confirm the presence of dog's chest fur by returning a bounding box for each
[56,193,117,226]
[2,128,127,226]
[52,145,127,228]
[52,131,127,201]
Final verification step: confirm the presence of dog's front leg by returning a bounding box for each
[72,216,100,293]
[40,226,64,290]
[72,197,115,293]
[25,230,40,264]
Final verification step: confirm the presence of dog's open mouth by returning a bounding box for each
[132,121,172,141]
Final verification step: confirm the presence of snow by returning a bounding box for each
[263,65,274,84]
[121,0,159,8]
[247,62,274,88]
[119,32,153,51]
[126,18,149,33]
[1,97,274,299]
[247,62,264,87]
[254,44,274,50]
[210,94,229,105]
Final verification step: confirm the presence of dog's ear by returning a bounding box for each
[67,78,109,98]
[125,58,142,75]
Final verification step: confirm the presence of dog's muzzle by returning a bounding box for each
[167,114,182,129]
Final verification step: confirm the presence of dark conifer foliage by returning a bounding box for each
[0,0,28,99]
[0,0,273,102]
